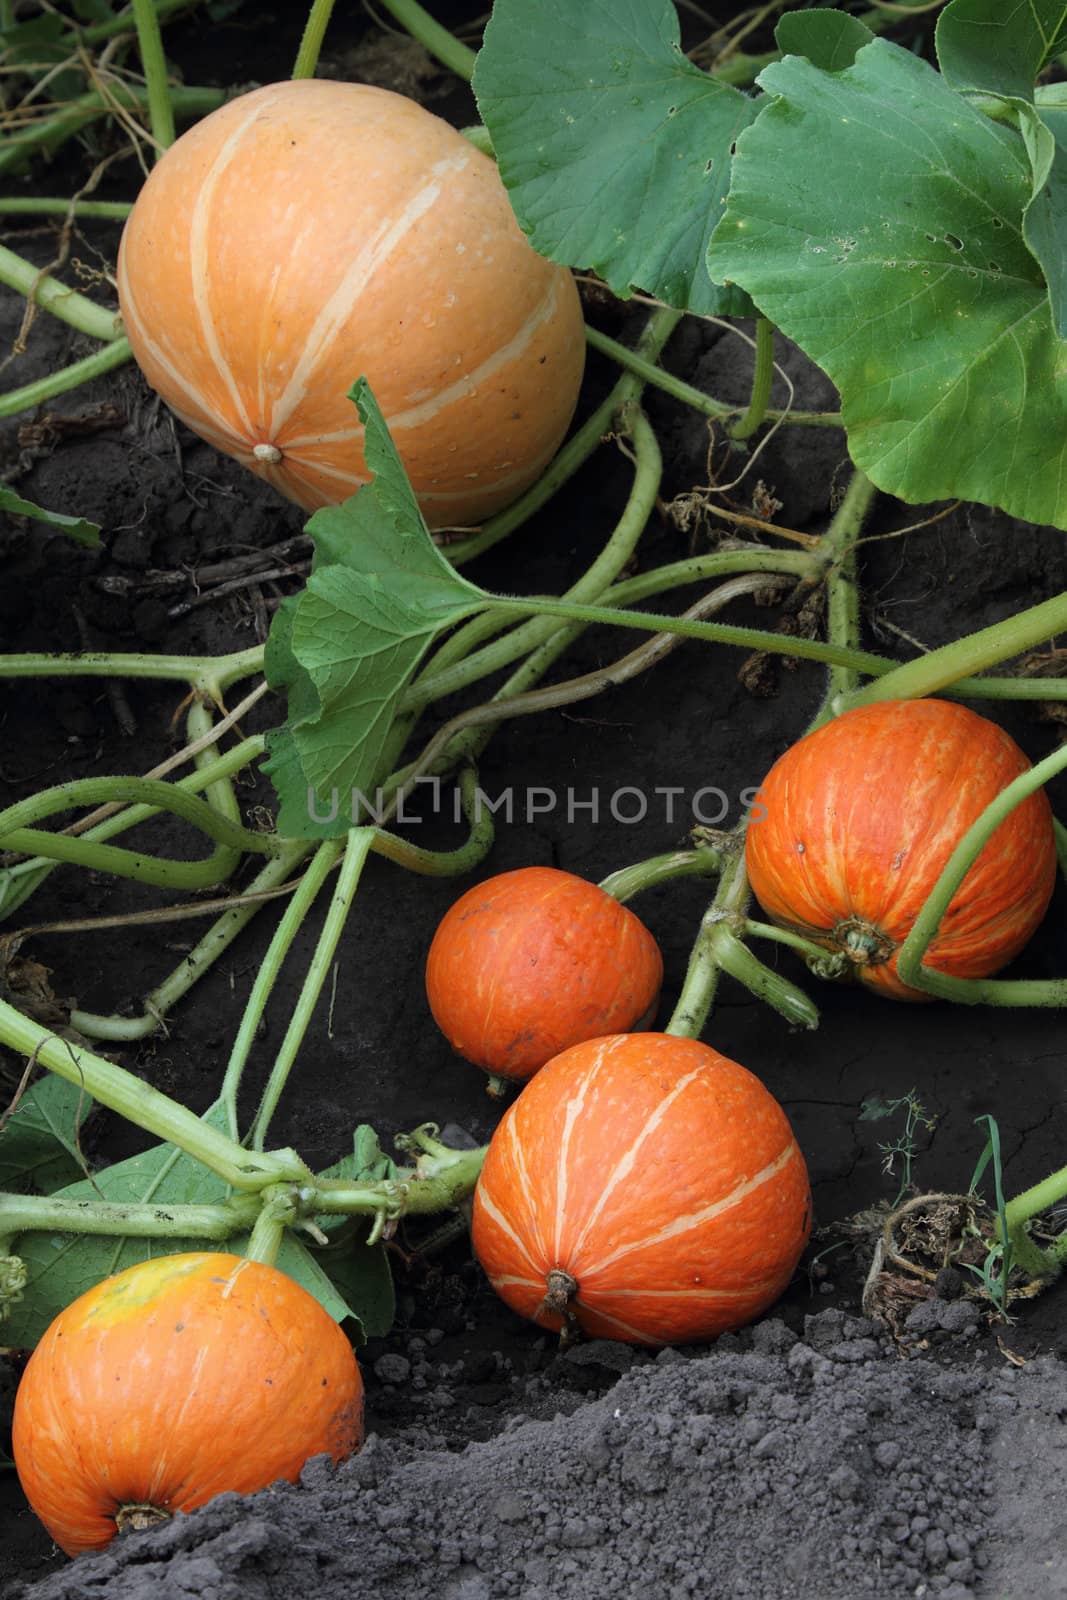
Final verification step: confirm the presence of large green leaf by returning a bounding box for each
[937,1,1067,336]
[473,0,758,316]
[709,38,1067,529]
[263,380,487,838]
[936,0,1067,99]
[0,1075,93,1194]
[5,1099,389,1346]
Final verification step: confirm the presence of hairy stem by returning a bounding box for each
[219,840,343,1114]
[599,845,724,903]
[729,317,775,441]
[132,0,176,148]
[583,325,840,428]
[373,0,477,81]
[292,0,337,77]
[0,999,305,1189]
[0,1191,260,1242]
[839,590,1067,709]
[250,829,376,1150]
[0,339,132,418]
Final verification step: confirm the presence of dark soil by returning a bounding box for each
[2,4,1066,1598]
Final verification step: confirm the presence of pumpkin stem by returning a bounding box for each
[115,1503,171,1536]
[538,1268,583,1346]
[831,915,895,968]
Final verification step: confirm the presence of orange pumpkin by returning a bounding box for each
[472,1032,811,1345]
[12,1252,364,1556]
[745,699,1056,999]
[425,866,663,1085]
[116,80,585,527]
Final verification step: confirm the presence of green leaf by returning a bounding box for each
[709,38,1067,530]
[5,1102,234,1347]
[0,1075,93,1194]
[936,2,1067,337]
[775,11,875,72]
[936,0,1067,99]
[472,0,759,315]
[5,1098,385,1345]
[263,379,487,838]
[0,487,100,548]
[306,1229,394,1341]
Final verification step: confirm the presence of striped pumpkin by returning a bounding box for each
[426,866,663,1086]
[116,80,585,527]
[745,699,1057,999]
[472,1033,811,1346]
[13,1253,363,1556]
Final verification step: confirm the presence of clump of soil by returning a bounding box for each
[9,1310,1063,1600]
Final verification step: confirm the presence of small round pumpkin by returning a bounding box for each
[472,1032,811,1345]
[425,866,663,1085]
[116,80,585,527]
[13,1252,364,1557]
[745,699,1057,1000]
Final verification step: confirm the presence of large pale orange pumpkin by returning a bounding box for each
[745,698,1056,999]
[425,866,663,1086]
[472,1033,811,1346]
[116,80,585,526]
[13,1252,364,1556]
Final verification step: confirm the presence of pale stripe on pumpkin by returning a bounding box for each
[564,1059,707,1268]
[554,1039,614,1261]
[387,275,564,436]
[504,1106,551,1265]
[579,1139,801,1282]
[118,285,246,455]
[475,1185,543,1279]
[269,151,471,438]
[188,97,270,441]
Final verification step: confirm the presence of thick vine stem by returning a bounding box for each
[292,0,337,77]
[712,925,820,1030]
[0,999,307,1191]
[132,0,176,149]
[0,243,120,342]
[0,777,284,891]
[0,339,133,419]
[1,735,267,925]
[838,588,1067,711]
[0,1191,260,1242]
[599,844,725,903]
[893,742,1067,1005]
[817,470,877,708]
[0,644,264,692]
[666,843,747,1038]
[373,765,495,875]
[373,0,477,82]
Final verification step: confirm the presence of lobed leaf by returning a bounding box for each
[473,0,758,315]
[263,380,486,839]
[0,1075,93,1195]
[709,38,1067,529]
